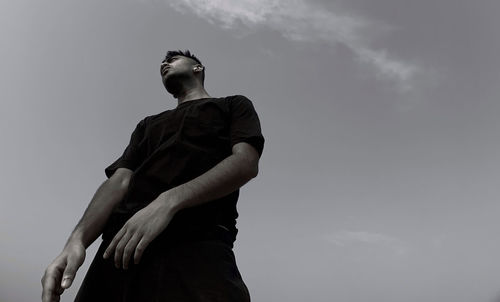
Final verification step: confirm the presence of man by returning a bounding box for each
[41,49,264,301]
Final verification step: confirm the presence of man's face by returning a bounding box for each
[160,55,196,83]
[160,55,194,95]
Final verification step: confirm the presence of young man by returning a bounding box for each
[41,50,264,302]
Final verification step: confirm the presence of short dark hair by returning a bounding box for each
[164,49,205,84]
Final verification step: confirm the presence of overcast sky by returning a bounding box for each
[1,0,500,301]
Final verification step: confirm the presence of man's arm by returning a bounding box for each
[103,142,260,269]
[163,141,259,211]
[69,168,133,247]
[41,168,132,302]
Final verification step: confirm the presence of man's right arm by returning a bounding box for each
[68,167,133,248]
[41,168,132,302]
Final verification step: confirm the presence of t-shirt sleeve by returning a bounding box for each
[104,118,147,178]
[228,95,265,157]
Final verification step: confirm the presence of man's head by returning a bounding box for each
[160,50,205,91]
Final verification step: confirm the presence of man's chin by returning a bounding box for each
[164,82,181,97]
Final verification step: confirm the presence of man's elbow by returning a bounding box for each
[234,155,259,181]
[243,150,260,180]
[108,168,133,191]
[246,162,259,179]
[232,142,260,180]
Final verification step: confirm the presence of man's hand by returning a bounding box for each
[103,196,177,269]
[41,242,85,302]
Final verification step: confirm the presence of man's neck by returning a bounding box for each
[176,87,212,106]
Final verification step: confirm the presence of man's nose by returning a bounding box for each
[160,62,169,73]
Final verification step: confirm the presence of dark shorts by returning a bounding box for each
[75,226,251,302]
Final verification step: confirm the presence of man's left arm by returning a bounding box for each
[163,142,259,211]
[103,142,260,269]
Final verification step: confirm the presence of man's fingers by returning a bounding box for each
[41,276,55,302]
[114,231,132,268]
[41,273,65,302]
[134,235,153,265]
[122,233,142,270]
[41,267,60,302]
[103,227,126,259]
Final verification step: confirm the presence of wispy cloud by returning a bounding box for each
[324,230,411,257]
[324,230,399,247]
[169,0,419,90]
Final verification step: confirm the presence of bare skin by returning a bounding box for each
[160,55,211,105]
[41,169,132,302]
[41,53,261,301]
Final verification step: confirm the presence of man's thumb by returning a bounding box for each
[61,275,73,289]
[61,258,79,289]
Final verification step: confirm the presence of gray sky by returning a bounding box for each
[1,0,500,301]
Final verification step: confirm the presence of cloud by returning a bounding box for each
[169,0,419,90]
[324,230,399,247]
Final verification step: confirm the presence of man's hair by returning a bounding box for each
[164,49,205,84]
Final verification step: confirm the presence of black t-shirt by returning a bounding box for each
[102,95,264,243]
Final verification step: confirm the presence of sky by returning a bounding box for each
[1,0,500,301]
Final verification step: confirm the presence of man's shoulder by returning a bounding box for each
[219,95,254,108]
[143,108,176,124]
[222,94,250,101]
[204,95,252,109]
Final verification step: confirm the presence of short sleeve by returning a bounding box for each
[104,118,147,178]
[228,95,265,157]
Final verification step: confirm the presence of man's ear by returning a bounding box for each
[193,65,204,72]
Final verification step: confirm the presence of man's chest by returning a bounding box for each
[145,100,231,153]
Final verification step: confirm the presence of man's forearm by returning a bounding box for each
[159,149,258,212]
[66,178,129,248]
